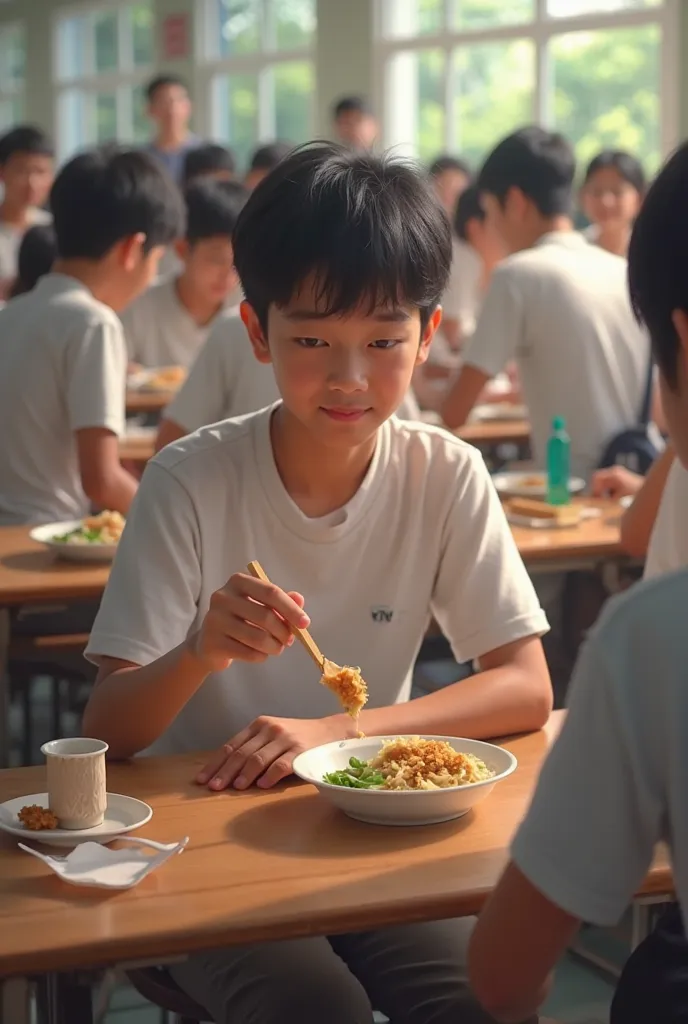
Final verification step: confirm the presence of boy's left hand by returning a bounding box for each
[196,715,352,791]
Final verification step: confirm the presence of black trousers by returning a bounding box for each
[611,905,688,1024]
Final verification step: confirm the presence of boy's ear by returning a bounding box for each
[240,301,272,364]
[175,238,190,261]
[117,232,147,271]
[416,306,443,366]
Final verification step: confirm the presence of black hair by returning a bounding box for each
[184,179,248,244]
[429,154,472,180]
[454,186,485,242]
[478,126,575,218]
[584,149,646,195]
[8,224,57,298]
[50,146,185,260]
[145,73,188,103]
[628,142,688,391]
[332,96,373,119]
[233,142,452,331]
[0,125,53,165]
[182,143,236,187]
[249,141,293,173]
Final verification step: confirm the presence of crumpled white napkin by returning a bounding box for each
[19,836,188,889]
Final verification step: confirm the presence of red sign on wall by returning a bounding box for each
[162,14,190,60]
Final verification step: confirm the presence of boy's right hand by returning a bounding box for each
[188,573,310,674]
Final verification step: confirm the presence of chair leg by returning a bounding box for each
[50,678,63,741]
[20,674,33,766]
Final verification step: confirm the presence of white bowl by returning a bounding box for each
[492,471,586,500]
[30,521,118,562]
[292,735,517,826]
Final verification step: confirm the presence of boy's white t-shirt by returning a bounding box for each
[86,407,548,755]
[645,459,688,579]
[511,569,688,927]
[431,239,482,368]
[0,207,52,281]
[165,312,421,433]
[120,276,226,368]
[462,231,649,480]
[0,273,127,525]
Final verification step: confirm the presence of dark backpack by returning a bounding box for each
[598,361,662,475]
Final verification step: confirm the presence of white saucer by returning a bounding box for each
[0,793,153,847]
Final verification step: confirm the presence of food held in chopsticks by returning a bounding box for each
[18,804,59,830]
[324,737,494,791]
[321,660,368,718]
[54,510,125,546]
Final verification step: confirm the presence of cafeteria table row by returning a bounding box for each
[0,711,674,1024]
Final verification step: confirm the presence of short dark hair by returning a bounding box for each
[184,179,248,244]
[584,149,646,195]
[50,146,185,260]
[429,154,472,180]
[233,142,452,331]
[9,224,57,298]
[478,126,575,217]
[145,74,188,103]
[0,125,53,165]
[182,143,236,187]
[332,96,373,120]
[628,142,688,391]
[454,186,485,242]
[249,141,293,173]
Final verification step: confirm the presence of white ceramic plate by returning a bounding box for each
[492,472,586,500]
[30,521,118,562]
[506,506,601,530]
[127,367,185,393]
[469,403,528,423]
[293,735,517,827]
[0,793,153,847]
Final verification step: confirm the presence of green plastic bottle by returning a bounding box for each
[546,416,570,506]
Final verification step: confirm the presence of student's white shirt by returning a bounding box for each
[0,207,52,282]
[511,569,688,927]
[431,239,483,368]
[120,276,226,368]
[166,311,422,433]
[86,407,548,755]
[462,232,649,481]
[0,273,127,525]
[645,459,688,579]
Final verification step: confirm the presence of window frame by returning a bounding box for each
[195,0,316,155]
[52,0,155,161]
[374,0,679,161]
[0,21,25,131]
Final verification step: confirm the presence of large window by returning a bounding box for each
[0,23,25,132]
[199,0,316,170]
[379,0,676,172]
[54,2,155,161]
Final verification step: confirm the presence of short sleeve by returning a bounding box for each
[165,322,229,433]
[431,450,548,662]
[85,461,202,667]
[66,319,127,437]
[462,265,524,378]
[511,633,662,926]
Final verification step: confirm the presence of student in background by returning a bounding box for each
[428,154,472,218]
[8,223,56,298]
[0,125,53,297]
[580,149,645,258]
[0,147,184,525]
[469,142,688,1024]
[331,96,378,150]
[182,143,236,188]
[144,74,200,184]
[122,179,247,369]
[85,142,550,1024]
[441,126,649,482]
[244,142,293,190]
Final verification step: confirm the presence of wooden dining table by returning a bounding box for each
[0,712,672,985]
[125,390,176,417]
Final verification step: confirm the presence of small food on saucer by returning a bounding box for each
[18,804,59,830]
[324,737,494,791]
[321,660,368,719]
[521,475,545,488]
[54,510,125,546]
[148,366,186,391]
[506,497,582,526]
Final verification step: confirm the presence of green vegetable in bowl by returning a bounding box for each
[323,756,385,789]
[54,528,103,544]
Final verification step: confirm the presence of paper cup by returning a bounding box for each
[41,738,108,830]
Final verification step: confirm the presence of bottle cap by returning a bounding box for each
[552,416,566,431]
